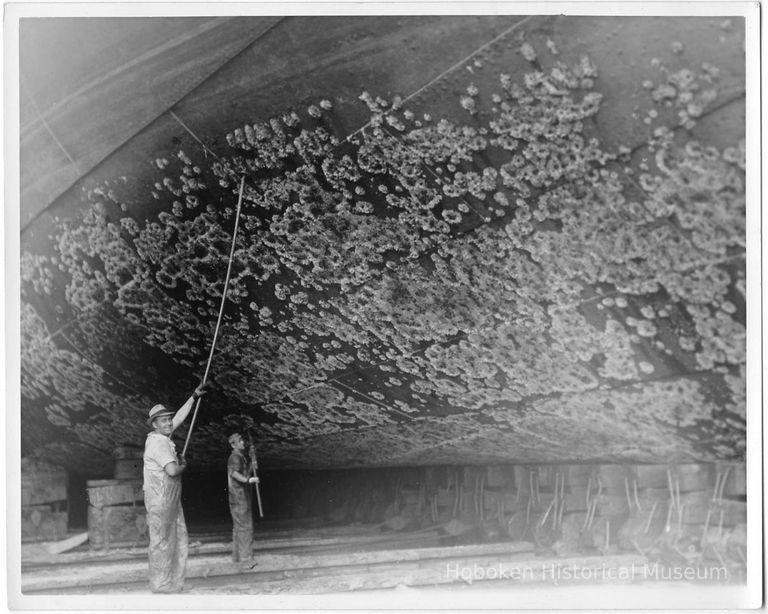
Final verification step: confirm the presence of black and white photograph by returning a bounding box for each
[4,2,762,610]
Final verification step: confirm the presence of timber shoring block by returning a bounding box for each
[87,504,147,550]
[558,465,594,488]
[21,505,68,542]
[672,464,715,492]
[21,458,68,507]
[635,465,670,489]
[594,465,631,492]
[717,462,747,497]
[86,480,143,508]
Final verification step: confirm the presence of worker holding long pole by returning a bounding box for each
[142,176,246,591]
[143,385,207,593]
[226,432,259,564]
[248,431,264,518]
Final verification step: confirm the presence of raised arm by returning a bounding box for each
[172,384,207,431]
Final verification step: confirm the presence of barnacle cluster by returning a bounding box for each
[20,35,746,468]
[642,58,723,131]
[20,302,153,459]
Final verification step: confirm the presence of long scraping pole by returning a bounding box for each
[182,176,246,458]
[248,431,264,518]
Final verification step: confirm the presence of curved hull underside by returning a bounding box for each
[19,15,747,474]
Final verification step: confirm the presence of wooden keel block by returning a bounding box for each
[485,465,510,488]
[462,466,482,484]
[535,466,556,489]
[595,465,632,491]
[671,463,715,492]
[88,504,147,550]
[86,480,143,508]
[21,458,68,507]
[22,505,68,541]
[716,462,747,497]
[513,466,532,491]
[558,464,593,487]
[634,464,670,488]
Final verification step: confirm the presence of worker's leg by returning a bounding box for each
[243,490,254,561]
[236,514,253,561]
[230,498,252,562]
[146,504,178,593]
[169,506,188,591]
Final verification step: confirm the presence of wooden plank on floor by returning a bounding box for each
[21,540,535,592]
[27,553,647,594]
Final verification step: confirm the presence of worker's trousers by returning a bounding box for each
[146,478,188,593]
[229,490,253,562]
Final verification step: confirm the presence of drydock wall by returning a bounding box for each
[23,460,748,588]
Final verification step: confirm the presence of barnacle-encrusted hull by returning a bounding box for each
[19,16,747,474]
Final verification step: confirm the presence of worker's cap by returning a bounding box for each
[147,404,174,426]
[228,433,243,445]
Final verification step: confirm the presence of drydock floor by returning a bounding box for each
[22,521,738,595]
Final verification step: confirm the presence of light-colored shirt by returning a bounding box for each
[143,432,179,506]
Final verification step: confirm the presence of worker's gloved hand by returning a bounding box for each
[249,477,259,484]
[178,456,187,468]
[192,383,209,400]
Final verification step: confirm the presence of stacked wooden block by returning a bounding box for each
[113,445,144,481]
[21,458,69,542]
[86,445,147,550]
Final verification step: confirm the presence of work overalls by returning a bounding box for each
[227,451,253,562]
[143,432,189,593]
